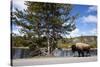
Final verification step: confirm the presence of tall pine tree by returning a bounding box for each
[12,1,78,56]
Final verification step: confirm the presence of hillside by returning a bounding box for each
[57,36,97,48]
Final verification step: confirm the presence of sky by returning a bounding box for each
[12,0,97,38]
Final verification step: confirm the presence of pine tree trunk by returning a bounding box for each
[47,36,50,56]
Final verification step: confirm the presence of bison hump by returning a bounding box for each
[76,43,90,49]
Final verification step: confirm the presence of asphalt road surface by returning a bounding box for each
[12,56,97,66]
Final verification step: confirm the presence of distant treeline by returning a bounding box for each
[12,34,97,48]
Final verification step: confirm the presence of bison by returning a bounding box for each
[71,43,91,57]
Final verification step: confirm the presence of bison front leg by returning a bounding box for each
[78,50,81,57]
[81,51,84,57]
[78,50,84,57]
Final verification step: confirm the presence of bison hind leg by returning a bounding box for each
[86,50,91,56]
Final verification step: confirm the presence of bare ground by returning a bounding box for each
[12,56,97,66]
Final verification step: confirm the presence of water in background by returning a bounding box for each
[12,48,97,59]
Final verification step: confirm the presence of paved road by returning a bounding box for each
[12,56,97,66]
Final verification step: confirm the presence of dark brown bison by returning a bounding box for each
[71,43,91,57]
